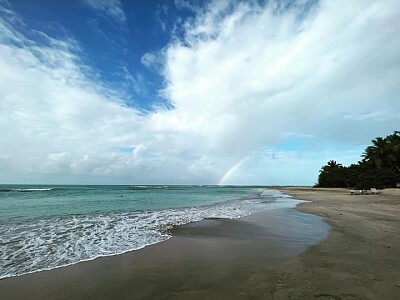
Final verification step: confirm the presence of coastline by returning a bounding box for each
[0,193,328,299]
[1,187,399,299]
[246,187,400,299]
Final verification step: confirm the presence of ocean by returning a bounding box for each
[0,185,294,279]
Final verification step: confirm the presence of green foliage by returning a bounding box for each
[317,160,348,188]
[316,131,400,189]
[356,168,398,189]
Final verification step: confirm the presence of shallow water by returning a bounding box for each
[0,185,289,279]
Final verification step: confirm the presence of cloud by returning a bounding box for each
[0,8,149,181]
[0,0,399,184]
[141,51,164,71]
[160,0,400,153]
[82,0,126,25]
[0,4,218,184]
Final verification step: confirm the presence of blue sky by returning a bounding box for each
[0,0,399,185]
[8,0,179,110]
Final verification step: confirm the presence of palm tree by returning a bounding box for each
[363,137,387,169]
[319,160,342,173]
[362,132,400,173]
[386,131,400,173]
[327,160,342,168]
[318,160,346,187]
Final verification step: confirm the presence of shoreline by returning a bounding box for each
[0,187,278,281]
[249,187,400,299]
[0,193,328,299]
[0,190,295,281]
[1,187,398,299]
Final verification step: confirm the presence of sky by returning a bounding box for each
[0,0,399,185]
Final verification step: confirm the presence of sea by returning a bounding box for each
[0,185,295,279]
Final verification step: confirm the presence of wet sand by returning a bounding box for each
[1,188,399,299]
[246,187,400,299]
[0,199,328,299]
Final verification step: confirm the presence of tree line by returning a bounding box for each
[316,131,400,189]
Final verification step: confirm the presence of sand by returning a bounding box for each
[0,188,399,299]
[0,199,327,299]
[245,187,400,299]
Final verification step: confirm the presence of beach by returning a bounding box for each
[251,187,400,299]
[1,187,399,299]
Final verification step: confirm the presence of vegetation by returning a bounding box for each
[316,131,400,189]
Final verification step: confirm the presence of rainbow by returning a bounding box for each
[218,156,248,185]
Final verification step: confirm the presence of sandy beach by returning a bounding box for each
[2,0,399,299]
[1,188,399,299]
[250,187,400,299]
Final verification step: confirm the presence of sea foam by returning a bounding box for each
[0,189,284,279]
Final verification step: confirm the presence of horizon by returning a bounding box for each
[1,0,399,185]
[0,183,302,187]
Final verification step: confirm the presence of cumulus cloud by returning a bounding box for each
[162,0,400,151]
[0,8,148,181]
[0,3,219,184]
[0,0,399,184]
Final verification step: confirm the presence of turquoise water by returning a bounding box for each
[0,185,289,279]
[0,185,257,222]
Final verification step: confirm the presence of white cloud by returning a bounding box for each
[141,51,164,71]
[82,0,126,25]
[0,0,399,184]
[160,0,400,154]
[0,11,149,181]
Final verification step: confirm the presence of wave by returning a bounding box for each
[0,189,287,279]
[129,185,187,191]
[13,188,53,192]
[0,188,53,192]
